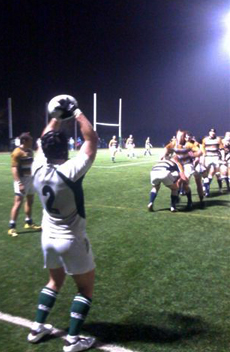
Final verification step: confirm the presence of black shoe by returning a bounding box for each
[199,200,205,209]
[147,202,154,212]
[186,202,193,211]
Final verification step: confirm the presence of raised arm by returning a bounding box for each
[74,109,98,162]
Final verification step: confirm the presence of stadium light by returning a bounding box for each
[223,12,230,31]
[222,11,230,56]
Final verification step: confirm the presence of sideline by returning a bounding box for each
[0,311,138,352]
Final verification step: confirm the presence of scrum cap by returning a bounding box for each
[41,131,68,160]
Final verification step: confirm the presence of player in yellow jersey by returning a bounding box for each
[201,128,225,196]
[184,132,206,205]
[108,135,118,162]
[8,132,41,237]
[162,130,203,209]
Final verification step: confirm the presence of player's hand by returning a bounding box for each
[179,172,188,182]
[19,183,25,194]
[74,108,83,120]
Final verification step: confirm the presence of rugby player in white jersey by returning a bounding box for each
[219,131,230,192]
[27,95,98,352]
[148,157,188,212]
[125,134,136,158]
[144,137,153,156]
[108,135,118,162]
[202,128,224,196]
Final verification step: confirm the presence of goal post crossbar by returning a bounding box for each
[96,122,120,127]
[93,93,122,142]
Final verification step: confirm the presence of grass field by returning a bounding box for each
[0,148,230,352]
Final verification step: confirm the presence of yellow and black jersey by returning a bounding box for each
[202,136,223,157]
[164,140,200,165]
[11,147,33,177]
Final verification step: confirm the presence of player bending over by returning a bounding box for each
[148,157,187,212]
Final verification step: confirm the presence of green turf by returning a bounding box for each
[0,148,229,352]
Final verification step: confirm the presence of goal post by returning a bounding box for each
[93,93,122,147]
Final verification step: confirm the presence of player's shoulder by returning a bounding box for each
[202,136,208,143]
[11,147,22,155]
[58,151,91,174]
[11,147,24,159]
[166,141,175,149]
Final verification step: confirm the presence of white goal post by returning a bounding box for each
[93,93,122,146]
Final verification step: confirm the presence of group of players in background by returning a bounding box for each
[108,128,230,212]
[108,134,153,162]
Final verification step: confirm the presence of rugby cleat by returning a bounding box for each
[63,336,96,352]
[8,228,18,237]
[27,323,53,343]
[147,202,154,212]
[170,206,177,212]
[24,223,41,230]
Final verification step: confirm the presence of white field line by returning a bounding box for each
[86,203,230,221]
[0,311,139,352]
[93,161,153,169]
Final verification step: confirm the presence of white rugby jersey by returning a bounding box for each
[202,136,223,157]
[32,150,92,236]
[152,160,180,173]
[223,139,230,162]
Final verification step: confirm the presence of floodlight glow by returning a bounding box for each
[222,12,230,56]
[223,12,230,31]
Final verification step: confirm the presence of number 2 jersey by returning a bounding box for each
[32,150,93,239]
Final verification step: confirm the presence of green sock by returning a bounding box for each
[68,294,92,336]
[35,287,58,323]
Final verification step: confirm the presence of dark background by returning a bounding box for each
[0,0,230,147]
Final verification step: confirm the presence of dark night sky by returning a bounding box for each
[1,0,230,145]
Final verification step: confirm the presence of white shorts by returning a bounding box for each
[204,156,220,168]
[150,170,177,187]
[42,231,95,275]
[110,146,117,156]
[127,144,134,151]
[14,176,35,196]
[194,163,206,175]
[183,163,195,179]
